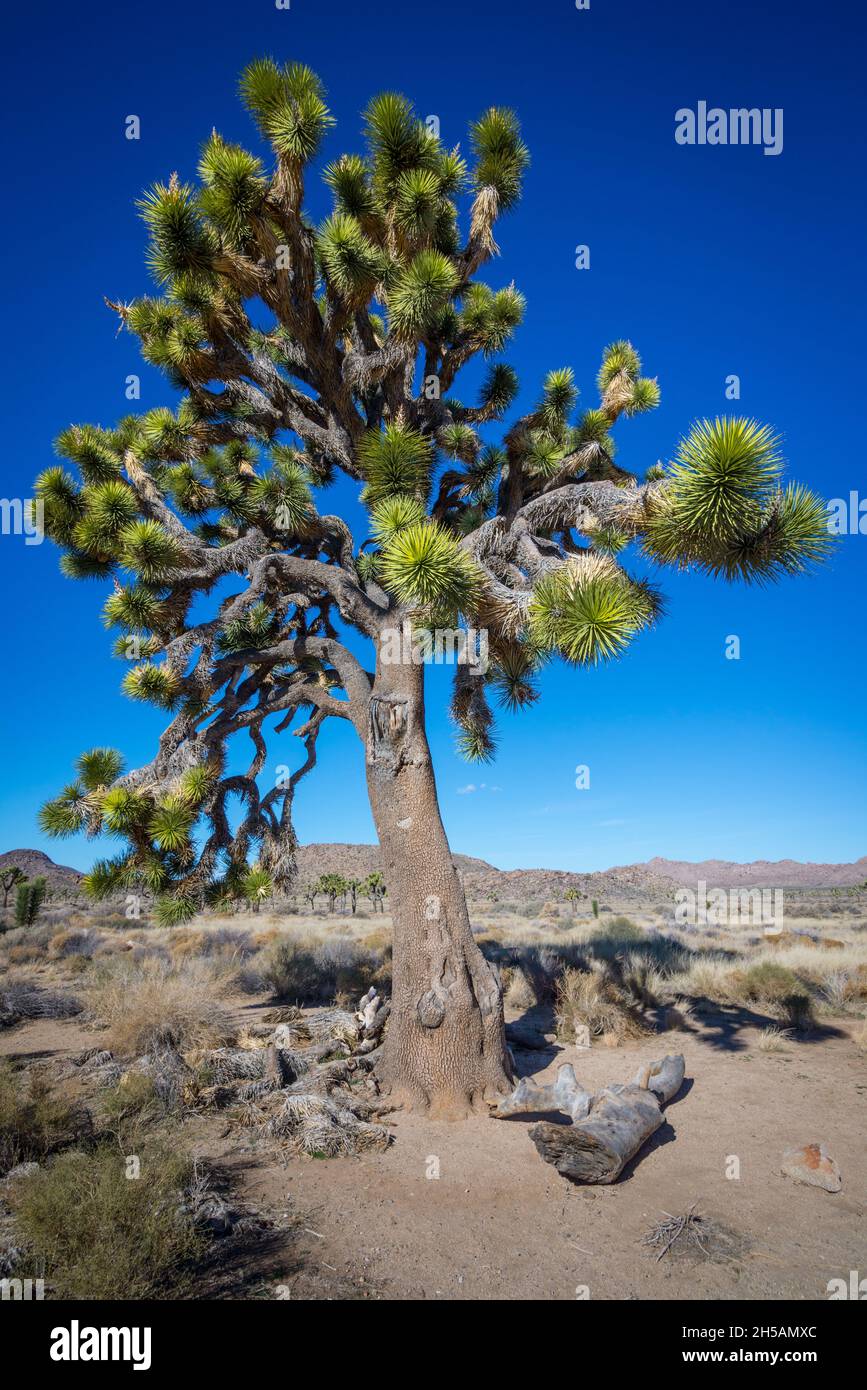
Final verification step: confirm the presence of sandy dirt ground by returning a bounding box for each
[3,1001,864,1301]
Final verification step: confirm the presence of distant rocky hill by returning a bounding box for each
[2,845,863,908]
[640,856,867,889]
[0,849,83,897]
[295,844,679,903]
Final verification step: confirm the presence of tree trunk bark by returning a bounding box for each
[365,645,512,1117]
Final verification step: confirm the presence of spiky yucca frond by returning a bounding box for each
[640,417,828,582]
[35,467,83,543]
[590,525,630,555]
[122,662,181,708]
[597,340,641,391]
[154,893,199,927]
[239,59,334,164]
[100,787,150,834]
[119,520,184,581]
[539,367,578,431]
[455,722,497,764]
[488,643,541,712]
[529,562,655,665]
[39,785,88,838]
[76,748,124,792]
[359,423,432,505]
[55,425,121,484]
[480,362,519,414]
[139,181,217,287]
[470,108,529,209]
[379,521,480,611]
[176,764,216,807]
[198,133,266,247]
[317,213,384,304]
[388,250,459,340]
[148,798,196,855]
[370,494,426,542]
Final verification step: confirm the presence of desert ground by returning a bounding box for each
[1,857,865,1301]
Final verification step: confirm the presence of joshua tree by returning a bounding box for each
[0,866,26,913]
[302,881,319,912]
[364,871,387,915]
[564,886,581,914]
[347,877,363,914]
[318,872,346,913]
[15,877,47,928]
[36,60,831,1115]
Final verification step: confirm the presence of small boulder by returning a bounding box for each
[781,1142,842,1193]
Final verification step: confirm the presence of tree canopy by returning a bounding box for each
[37,58,832,925]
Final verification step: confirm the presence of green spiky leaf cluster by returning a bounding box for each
[643,418,834,581]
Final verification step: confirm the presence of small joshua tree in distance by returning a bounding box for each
[15,877,47,928]
[364,872,387,915]
[1,866,26,914]
[36,60,832,1116]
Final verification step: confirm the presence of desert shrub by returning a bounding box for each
[229,963,268,995]
[0,978,83,1030]
[0,923,57,953]
[733,961,815,1031]
[515,900,544,919]
[820,970,860,1011]
[101,1072,162,1132]
[555,964,650,1043]
[618,951,668,1009]
[504,966,537,1010]
[49,929,102,959]
[6,1142,205,1299]
[737,961,803,1002]
[6,944,45,965]
[263,935,385,1004]
[0,1063,92,1175]
[169,927,254,962]
[592,915,644,943]
[85,957,234,1057]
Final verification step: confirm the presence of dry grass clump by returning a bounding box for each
[0,977,83,1030]
[168,926,254,962]
[6,1142,205,1299]
[6,943,45,965]
[555,963,651,1044]
[503,966,538,1010]
[729,961,816,1030]
[262,934,388,1004]
[48,929,103,960]
[757,1025,792,1052]
[85,957,235,1057]
[0,1062,92,1175]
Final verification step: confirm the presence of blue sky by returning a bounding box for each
[2,0,865,873]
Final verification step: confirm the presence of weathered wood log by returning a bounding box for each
[518,1053,686,1184]
[496,1063,592,1122]
[632,1053,685,1104]
[529,1083,663,1183]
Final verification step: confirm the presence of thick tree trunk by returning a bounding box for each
[366,646,512,1117]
